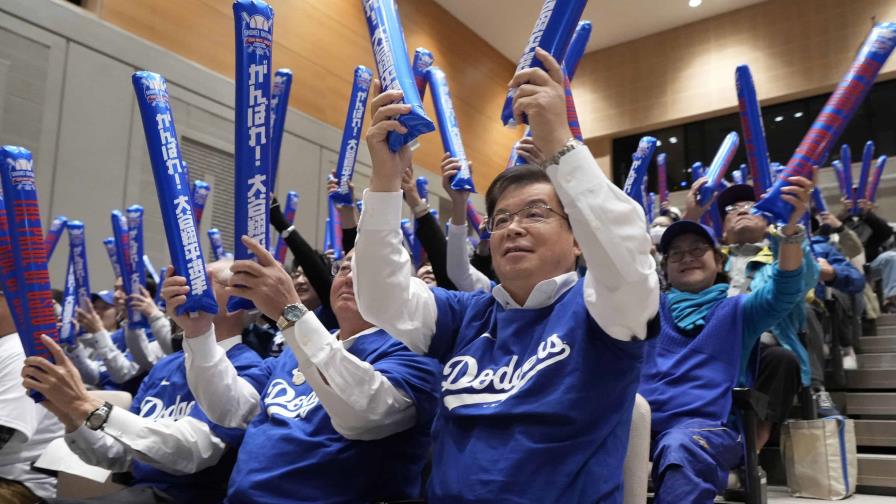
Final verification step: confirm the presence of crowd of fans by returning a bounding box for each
[1,47,893,504]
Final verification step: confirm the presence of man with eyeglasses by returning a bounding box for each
[687,181,822,449]
[161,240,439,502]
[353,48,659,502]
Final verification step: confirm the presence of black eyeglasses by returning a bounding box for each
[666,244,712,263]
[487,203,567,233]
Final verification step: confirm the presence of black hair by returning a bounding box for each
[485,164,554,220]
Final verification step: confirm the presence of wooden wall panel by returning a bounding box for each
[96,0,523,189]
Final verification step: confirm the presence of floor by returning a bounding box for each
[764,487,894,503]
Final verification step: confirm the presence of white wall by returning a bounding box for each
[0,0,463,291]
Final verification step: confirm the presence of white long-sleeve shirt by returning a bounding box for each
[124,311,172,370]
[184,314,415,440]
[445,221,493,293]
[64,336,245,475]
[89,329,141,384]
[353,144,659,354]
[65,342,102,386]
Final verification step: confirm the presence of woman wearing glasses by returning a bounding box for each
[638,174,812,504]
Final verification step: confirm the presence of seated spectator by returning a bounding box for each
[24,260,261,504]
[839,198,896,311]
[0,288,64,500]
[689,181,819,444]
[641,174,808,502]
[166,239,439,502]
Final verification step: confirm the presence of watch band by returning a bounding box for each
[779,224,806,245]
[543,138,582,169]
[280,225,295,239]
[411,201,429,217]
[85,401,113,431]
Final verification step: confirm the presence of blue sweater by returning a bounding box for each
[427,278,648,503]
[226,328,440,504]
[809,235,865,299]
[640,267,803,433]
[129,344,261,503]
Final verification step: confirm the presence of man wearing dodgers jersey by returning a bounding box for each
[24,260,261,504]
[354,47,659,503]
[163,239,439,503]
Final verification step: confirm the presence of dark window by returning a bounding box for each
[611,78,896,189]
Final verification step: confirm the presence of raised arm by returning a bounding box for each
[511,48,659,341]
[270,197,333,309]
[352,81,438,354]
[446,221,491,292]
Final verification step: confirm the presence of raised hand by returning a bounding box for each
[366,80,413,193]
[227,236,301,321]
[508,47,571,160]
[160,266,213,338]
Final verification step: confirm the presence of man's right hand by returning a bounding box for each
[441,152,471,206]
[682,177,712,222]
[160,267,213,338]
[365,80,413,193]
[75,306,103,334]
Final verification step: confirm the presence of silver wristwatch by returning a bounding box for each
[778,224,806,245]
[277,303,309,330]
[85,401,113,431]
[543,138,583,168]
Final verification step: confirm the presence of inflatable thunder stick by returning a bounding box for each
[44,216,67,263]
[331,66,373,206]
[853,140,875,215]
[270,69,293,193]
[623,137,658,211]
[362,0,435,151]
[126,205,148,328]
[735,65,772,199]
[426,67,475,192]
[208,228,227,262]
[753,23,896,222]
[103,237,122,279]
[66,221,92,313]
[131,71,216,315]
[0,146,59,362]
[501,0,587,126]
[229,0,275,312]
[190,180,210,229]
[867,156,889,203]
[697,132,740,207]
[656,153,669,209]
[274,191,298,264]
[412,48,434,100]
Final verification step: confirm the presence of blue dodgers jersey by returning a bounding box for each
[129,343,262,504]
[227,328,440,504]
[427,277,647,503]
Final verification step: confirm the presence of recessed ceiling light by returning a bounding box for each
[669,136,678,144]
[689,0,702,7]
[656,140,663,146]
[794,112,804,118]
[774,116,784,122]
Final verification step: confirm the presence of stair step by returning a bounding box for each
[858,453,896,489]
[873,325,896,337]
[846,393,896,416]
[842,369,896,389]
[875,314,896,326]
[860,337,896,354]
[855,420,896,447]
[858,353,896,369]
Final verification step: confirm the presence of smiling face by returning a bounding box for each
[330,250,360,319]
[416,263,436,287]
[290,266,321,310]
[664,233,723,293]
[488,182,580,293]
[722,201,768,245]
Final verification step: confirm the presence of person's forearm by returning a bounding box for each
[102,409,227,475]
[446,222,491,292]
[66,343,101,386]
[283,318,415,440]
[65,427,132,472]
[415,212,456,290]
[183,327,260,428]
[149,312,174,355]
[547,145,659,341]
[282,231,333,309]
[354,190,438,354]
[124,326,163,371]
[93,330,141,383]
[450,197,467,227]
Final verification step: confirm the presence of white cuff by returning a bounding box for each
[360,190,404,230]
[182,327,219,367]
[102,406,140,441]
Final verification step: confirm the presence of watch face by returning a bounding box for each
[284,304,304,322]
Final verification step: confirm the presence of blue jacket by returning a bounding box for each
[809,235,865,299]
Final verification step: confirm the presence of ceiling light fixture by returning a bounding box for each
[689,0,702,7]
[774,116,784,122]
[656,140,663,146]
[669,136,678,144]
[793,112,804,118]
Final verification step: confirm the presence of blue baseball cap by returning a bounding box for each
[91,290,115,305]
[658,220,719,255]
